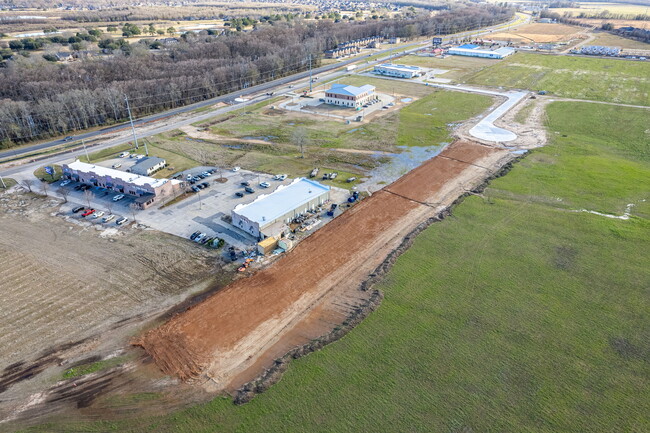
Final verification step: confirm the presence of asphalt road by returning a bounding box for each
[0,14,528,170]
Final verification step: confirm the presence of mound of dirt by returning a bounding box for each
[136,140,511,388]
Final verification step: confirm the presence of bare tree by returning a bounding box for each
[105,200,114,216]
[129,203,139,224]
[83,189,95,208]
[57,187,70,203]
[21,179,34,192]
[291,126,308,158]
[40,181,49,197]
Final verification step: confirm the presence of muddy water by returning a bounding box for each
[359,144,449,193]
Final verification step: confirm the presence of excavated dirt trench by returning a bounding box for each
[136,140,513,392]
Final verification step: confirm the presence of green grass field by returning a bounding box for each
[466,52,650,106]
[26,100,650,432]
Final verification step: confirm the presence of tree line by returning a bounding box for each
[0,5,513,148]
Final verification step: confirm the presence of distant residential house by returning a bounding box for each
[54,52,74,62]
[325,83,376,108]
[129,156,167,176]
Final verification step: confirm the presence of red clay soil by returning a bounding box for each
[136,140,508,384]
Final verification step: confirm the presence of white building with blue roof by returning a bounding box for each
[374,63,422,78]
[232,178,330,239]
[325,83,376,108]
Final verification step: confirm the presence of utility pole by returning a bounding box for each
[82,139,90,162]
[308,53,313,93]
[143,138,149,157]
[0,175,6,189]
[124,94,139,149]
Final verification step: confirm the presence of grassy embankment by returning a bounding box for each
[466,52,650,106]
[26,100,650,432]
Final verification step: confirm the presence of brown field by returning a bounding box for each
[572,18,650,29]
[0,193,222,410]
[488,23,584,43]
[137,140,512,390]
[591,32,650,49]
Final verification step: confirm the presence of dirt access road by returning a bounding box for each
[137,140,513,391]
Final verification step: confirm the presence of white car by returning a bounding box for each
[112,194,125,202]
[112,163,122,169]
[102,214,115,223]
[232,166,241,172]
[135,154,145,160]
[119,152,130,158]
[194,233,207,243]
[116,217,129,225]
[92,211,105,219]
[273,174,287,181]
[259,182,270,188]
[60,179,71,187]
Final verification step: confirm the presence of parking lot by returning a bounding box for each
[54,162,351,250]
[55,167,295,248]
[137,168,292,248]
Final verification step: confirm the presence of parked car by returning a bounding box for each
[81,209,95,217]
[245,186,255,193]
[135,154,145,160]
[310,168,319,178]
[112,163,122,169]
[116,217,129,225]
[196,183,205,189]
[72,206,85,213]
[240,181,250,186]
[92,211,105,219]
[200,182,209,188]
[259,182,270,188]
[190,231,201,240]
[80,184,91,191]
[347,177,357,183]
[273,174,287,181]
[235,192,245,198]
[201,171,211,177]
[207,169,216,174]
[232,166,241,172]
[102,214,116,223]
[191,186,200,192]
[112,194,125,202]
[60,179,71,187]
[119,152,130,158]
[194,233,207,243]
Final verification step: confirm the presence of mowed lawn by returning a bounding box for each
[466,52,650,106]
[28,100,650,432]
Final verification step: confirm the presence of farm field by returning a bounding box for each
[466,52,650,105]
[591,32,650,49]
[553,2,650,17]
[23,101,650,432]
[572,18,650,29]
[488,23,584,43]
[0,193,223,411]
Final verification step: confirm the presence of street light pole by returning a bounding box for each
[82,139,90,162]
[0,175,6,189]
[309,53,313,93]
[124,94,139,149]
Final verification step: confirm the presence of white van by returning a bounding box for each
[119,152,130,158]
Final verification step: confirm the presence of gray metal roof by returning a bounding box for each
[130,157,166,175]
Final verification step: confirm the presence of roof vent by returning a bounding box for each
[262,216,266,221]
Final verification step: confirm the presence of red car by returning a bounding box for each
[81,208,95,217]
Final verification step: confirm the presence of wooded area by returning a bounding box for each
[0,5,513,147]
